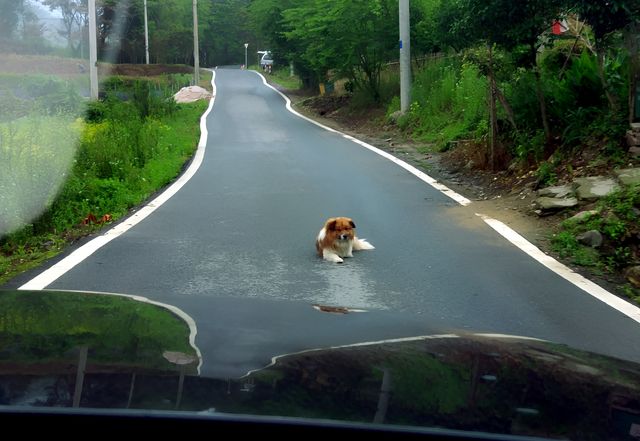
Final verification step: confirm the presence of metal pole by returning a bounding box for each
[88,0,98,100]
[144,0,149,64]
[244,43,248,69]
[399,0,411,113]
[193,0,200,85]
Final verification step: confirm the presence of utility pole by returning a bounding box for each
[88,0,98,100]
[144,0,149,64]
[399,0,411,113]
[193,0,200,85]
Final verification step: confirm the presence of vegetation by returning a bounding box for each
[551,185,640,300]
[0,290,195,369]
[0,72,208,284]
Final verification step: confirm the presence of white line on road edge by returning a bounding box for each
[253,70,640,325]
[43,289,203,374]
[19,71,218,291]
[241,334,460,378]
[477,214,640,324]
[252,71,472,207]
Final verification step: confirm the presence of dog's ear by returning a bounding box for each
[349,219,356,229]
[327,219,337,231]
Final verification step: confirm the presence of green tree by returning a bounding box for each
[283,0,397,100]
[571,0,639,111]
[40,0,87,56]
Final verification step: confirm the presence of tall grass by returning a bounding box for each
[0,73,208,284]
[0,115,79,237]
[389,57,487,150]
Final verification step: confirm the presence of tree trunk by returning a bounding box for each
[488,45,498,171]
[534,67,551,141]
[625,24,639,124]
[494,86,517,132]
[595,45,619,112]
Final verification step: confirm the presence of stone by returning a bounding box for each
[535,196,579,211]
[630,146,640,158]
[566,210,598,223]
[626,130,640,147]
[537,184,575,199]
[574,176,620,201]
[576,230,603,248]
[614,168,640,187]
[625,266,640,288]
[388,110,403,124]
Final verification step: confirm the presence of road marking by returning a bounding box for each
[477,214,640,324]
[241,334,460,378]
[253,70,640,325]
[42,289,202,374]
[252,71,472,207]
[19,71,218,291]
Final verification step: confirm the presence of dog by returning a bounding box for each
[316,217,374,263]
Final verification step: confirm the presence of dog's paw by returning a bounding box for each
[322,250,344,263]
[353,238,375,251]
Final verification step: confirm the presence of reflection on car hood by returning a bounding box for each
[1,289,640,440]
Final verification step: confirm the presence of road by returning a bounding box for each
[12,68,640,377]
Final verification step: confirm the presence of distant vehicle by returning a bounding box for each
[259,51,273,73]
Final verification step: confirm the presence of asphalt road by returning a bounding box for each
[12,68,640,377]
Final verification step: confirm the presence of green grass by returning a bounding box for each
[0,290,195,370]
[550,185,640,300]
[250,64,302,90]
[389,59,488,151]
[0,97,208,285]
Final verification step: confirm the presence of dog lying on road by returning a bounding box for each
[316,217,374,263]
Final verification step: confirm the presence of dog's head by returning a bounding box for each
[326,217,356,241]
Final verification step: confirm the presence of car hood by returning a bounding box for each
[1,289,639,440]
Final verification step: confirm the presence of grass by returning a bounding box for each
[250,64,302,90]
[550,185,640,300]
[0,73,209,285]
[0,290,195,371]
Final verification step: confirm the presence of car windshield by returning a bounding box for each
[1,1,640,440]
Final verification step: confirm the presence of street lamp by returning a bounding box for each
[244,43,248,69]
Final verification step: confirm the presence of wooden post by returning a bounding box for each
[72,346,89,408]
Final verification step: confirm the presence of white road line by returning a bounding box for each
[477,214,640,324]
[254,70,640,324]
[252,71,472,207]
[241,334,460,378]
[19,71,218,291]
[42,289,203,374]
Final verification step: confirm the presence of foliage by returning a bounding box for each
[0,72,208,284]
[552,185,640,277]
[282,0,398,100]
[390,57,487,150]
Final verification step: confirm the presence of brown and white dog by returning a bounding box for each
[316,217,374,263]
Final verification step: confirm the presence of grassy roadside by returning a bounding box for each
[0,72,210,286]
[250,65,302,90]
[0,290,195,372]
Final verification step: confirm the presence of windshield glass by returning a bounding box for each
[1,1,640,440]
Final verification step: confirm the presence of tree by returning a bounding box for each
[0,0,25,41]
[571,0,639,112]
[40,0,87,57]
[282,0,398,100]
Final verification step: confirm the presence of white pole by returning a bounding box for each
[244,43,248,69]
[144,0,149,64]
[399,0,411,113]
[88,0,98,100]
[193,0,200,85]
